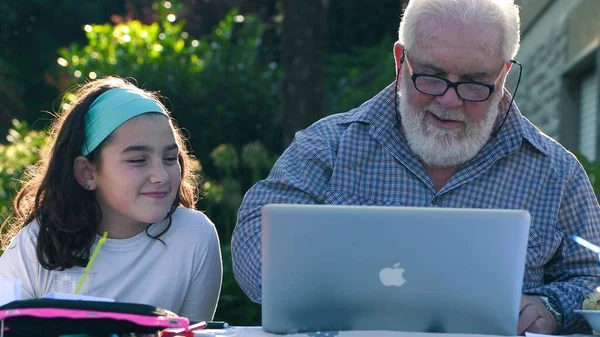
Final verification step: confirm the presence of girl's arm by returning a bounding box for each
[0,225,40,299]
[178,222,223,322]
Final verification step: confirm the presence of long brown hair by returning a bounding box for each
[1,76,200,270]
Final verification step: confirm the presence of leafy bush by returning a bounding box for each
[575,153,600,199]
[215,244,261,324]
[202,142,277,239]
[51,5,282,180]
[326,36,396,114]
[0,120,47,224]
[201,141,275,326]
[0,58,26,136]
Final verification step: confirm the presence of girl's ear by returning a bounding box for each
[73,156,98,191]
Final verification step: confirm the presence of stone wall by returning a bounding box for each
[516,0,599,145]
[514,20,567,139]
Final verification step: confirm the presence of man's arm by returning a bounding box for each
[231,126,337,303]
[525,162,600,334]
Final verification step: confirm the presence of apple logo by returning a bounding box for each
[379,262,406,287]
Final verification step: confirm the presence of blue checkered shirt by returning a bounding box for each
[231,83,600,334]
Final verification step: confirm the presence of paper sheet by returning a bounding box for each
[41,292,115,302]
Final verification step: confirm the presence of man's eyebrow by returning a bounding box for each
[121,143,178,154]
[415,60,447,75]
[463,71,493,81]
[413,58,497,80]
[417,62,494,81]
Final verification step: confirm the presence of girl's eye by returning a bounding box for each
[164,157,178,163]
[127,159,146,164]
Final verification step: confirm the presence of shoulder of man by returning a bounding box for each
[518,116,584,176]
[299,111,357,141]
[291,84,394,151]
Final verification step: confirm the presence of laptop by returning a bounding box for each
[261,204,530,336]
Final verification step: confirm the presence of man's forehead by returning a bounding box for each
[416,19,500,49]
[411,20,504,74]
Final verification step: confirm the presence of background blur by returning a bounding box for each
[0,0,598,326]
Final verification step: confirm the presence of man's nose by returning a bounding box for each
[435,86,463,109]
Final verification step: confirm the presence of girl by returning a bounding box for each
[0,77,222,322]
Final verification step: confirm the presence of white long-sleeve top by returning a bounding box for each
[0,207,222,322]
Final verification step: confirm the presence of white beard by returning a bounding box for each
[397,78,502,168]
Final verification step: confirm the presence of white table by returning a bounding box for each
[191,327,594,337]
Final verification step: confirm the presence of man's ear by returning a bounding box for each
[393,42,405,75]
[73,156,97,191]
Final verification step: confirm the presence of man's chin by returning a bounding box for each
[409,136,480,168]
[422,132,466,150]
[424,124,465,139]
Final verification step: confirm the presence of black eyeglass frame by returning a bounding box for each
[410,73,496,103]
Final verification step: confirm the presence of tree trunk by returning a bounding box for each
[280,0,328,147]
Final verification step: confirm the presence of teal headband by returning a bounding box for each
[82,88,168,156]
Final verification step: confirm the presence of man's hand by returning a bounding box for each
[517,295,557,335]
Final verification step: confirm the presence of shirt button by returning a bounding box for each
[431,198,437,206]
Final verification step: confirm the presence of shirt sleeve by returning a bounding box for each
[524,161,600,334]
[0,225,39,299]
[178,220,223,322]
[231,126,337,303]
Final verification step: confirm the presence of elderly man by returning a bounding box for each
[231,0,600,334]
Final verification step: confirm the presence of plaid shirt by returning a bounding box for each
[232,83,600,334]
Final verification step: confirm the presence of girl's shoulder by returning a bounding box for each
[3,220,40,259]
[164,207,218,240]
[10,220,40,246]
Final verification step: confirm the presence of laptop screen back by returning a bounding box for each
[261,204,530,336]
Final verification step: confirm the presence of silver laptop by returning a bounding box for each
[261,204,530,336]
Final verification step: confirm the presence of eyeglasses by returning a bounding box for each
[410,74,496,102]
[405,54,503,102]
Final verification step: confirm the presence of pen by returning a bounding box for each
[572,235,600,254]
[162,321,208,337]
[205,321,229,329]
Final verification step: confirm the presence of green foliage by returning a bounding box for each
[53,4,282,179]
[575,153,600,199]
[0,0,125,126]
[198,141,275,325]
[201,142,277,243]
[0,120,47,223]
[0,58,26,135]
[242,141,276,184]
[327,36,396,114]
[214,245,261,324]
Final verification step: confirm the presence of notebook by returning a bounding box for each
[0,298,188,336]
[261,204,531,336]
